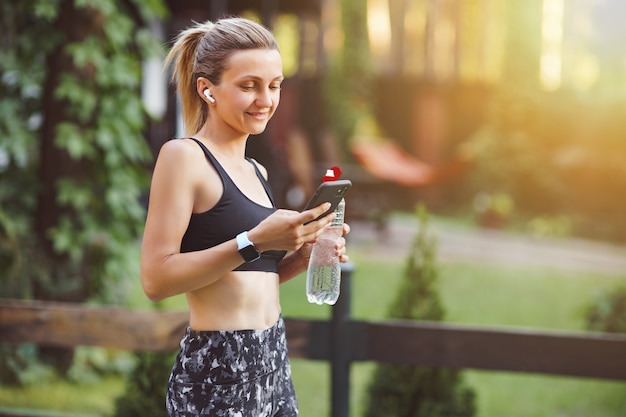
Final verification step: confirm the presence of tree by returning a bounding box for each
[364,206,476,417]
[324,0,373,151]
[0,0,167,377]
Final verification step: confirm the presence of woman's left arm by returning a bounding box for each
[277,223,350,284]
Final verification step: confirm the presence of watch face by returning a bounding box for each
[240,244,260,262]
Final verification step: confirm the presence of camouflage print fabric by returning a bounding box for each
[166,316,298,416]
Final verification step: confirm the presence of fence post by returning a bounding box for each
[331,261,355,417]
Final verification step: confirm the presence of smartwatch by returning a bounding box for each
[236,231,260,263]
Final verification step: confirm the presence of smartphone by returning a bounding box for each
[303,179,352,224]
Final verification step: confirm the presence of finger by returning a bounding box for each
[334,237,346,250]
[334,237,346,256]
[343,223,351,235]
[299,202,332,225]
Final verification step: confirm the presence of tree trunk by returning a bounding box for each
[389,0,409,74]
[34,0,103,373]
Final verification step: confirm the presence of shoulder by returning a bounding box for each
[248,157,268,180]
[152,138,209,185]
[158,138,203,162]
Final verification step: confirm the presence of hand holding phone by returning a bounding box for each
[302,179,352,224]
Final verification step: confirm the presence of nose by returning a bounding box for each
[255,88,275,107]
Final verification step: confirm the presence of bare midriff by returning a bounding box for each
[185,271,281,331]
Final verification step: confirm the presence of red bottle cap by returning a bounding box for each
[322,166,342,182]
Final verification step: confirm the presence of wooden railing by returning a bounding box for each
[2,266,626,417]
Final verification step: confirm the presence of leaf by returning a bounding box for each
[129,0,170,21]
[135,28,167,58]
[56,178,94,211]
[66,37,106,69]
[104,14,134,50]
[76,0,116,16]
[33,0,61,20]
[97,55,141,88]
[55,123,96,159]
[48,218,82,260]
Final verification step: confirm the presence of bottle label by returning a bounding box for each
[331,199,345,227]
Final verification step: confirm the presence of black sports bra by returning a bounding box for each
[179,138,287,272]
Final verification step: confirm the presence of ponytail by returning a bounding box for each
[164,18,279,136]
[164,22,213,136]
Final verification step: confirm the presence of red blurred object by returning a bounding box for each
[350,139,469,187]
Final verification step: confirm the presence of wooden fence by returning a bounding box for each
[2,266,626,417]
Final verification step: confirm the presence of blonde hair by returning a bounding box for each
[164,17,279,136]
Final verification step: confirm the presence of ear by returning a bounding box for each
[197,77,215,104]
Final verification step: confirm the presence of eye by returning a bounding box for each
[270,83,282,91]
[240,83,254,91]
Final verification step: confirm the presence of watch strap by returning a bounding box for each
[236,231,260,263]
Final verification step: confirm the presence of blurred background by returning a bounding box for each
[156,0,626,243]
[1,0,626,416]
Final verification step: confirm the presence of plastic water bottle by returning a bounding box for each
[306,197,345,305]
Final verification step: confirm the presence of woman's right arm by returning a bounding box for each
[140,140,246,301]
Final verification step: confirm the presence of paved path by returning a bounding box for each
[348,215,626,276]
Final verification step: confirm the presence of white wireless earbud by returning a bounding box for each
[203,90,216,104]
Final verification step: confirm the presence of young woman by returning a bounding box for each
[140,17,350,416]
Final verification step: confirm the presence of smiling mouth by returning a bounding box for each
[247,111,269,119]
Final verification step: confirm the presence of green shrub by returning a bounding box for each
[586,287,626,334]
[364,206,476,417]
[114,351,174,417]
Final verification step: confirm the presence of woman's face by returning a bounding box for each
[212,48,283,137]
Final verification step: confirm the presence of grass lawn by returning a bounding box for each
[280,248,626,417]
[0,375,124,416]
[2,219,626,416]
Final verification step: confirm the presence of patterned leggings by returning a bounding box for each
[166,316,298,417]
